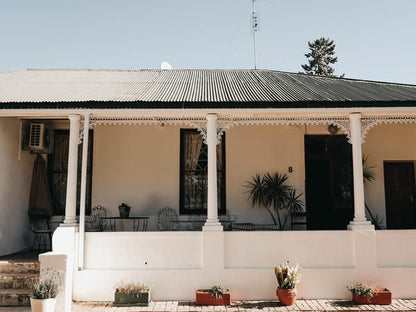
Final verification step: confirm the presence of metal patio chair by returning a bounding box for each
[157,206,179,231]
[29,216,52,251]
[85,205,107,231]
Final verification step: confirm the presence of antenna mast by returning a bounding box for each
[252,0,258,69]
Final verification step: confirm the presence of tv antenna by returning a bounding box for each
[252,0,259,69]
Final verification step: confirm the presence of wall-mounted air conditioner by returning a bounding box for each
[20,121,54,154]
[29,123,45,149]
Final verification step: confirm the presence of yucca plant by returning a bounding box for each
[274,261,301,290]
[245,172,304,229]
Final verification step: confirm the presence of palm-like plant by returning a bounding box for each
[246,173,278,225]
[362,156,384,229]
[245,172,304,229]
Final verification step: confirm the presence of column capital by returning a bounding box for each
[68,114,81,121]
[349,112,362,119]
[206,113,218,121]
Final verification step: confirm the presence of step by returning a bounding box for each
[0,289,31,306]
[0,273,38,290]
[0,262,40,274]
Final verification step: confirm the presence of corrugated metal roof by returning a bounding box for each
[1,69,416,108]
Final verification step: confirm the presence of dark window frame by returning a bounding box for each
[179,129,226,215]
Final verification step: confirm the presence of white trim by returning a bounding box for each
[78,113,89,270]
[3,106,416,118]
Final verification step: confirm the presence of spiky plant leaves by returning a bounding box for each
[245,174,266,208]
[362,155,376,183]
[263,173,290,211]
[285,189,305,214]
[245,172,305,228]
[274,262,301,290]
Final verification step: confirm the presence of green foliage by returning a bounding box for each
[32,279,58,299]
[245,172,304,229]
[208,285,228,300]
[274,262,301,290]
[347,283,385,298]
[301,37,344,78]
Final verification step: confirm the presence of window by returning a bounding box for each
[180,129,226,215]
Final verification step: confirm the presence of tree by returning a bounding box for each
[301,37,344,78]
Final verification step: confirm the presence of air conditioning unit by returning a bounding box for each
[29,123,45,149]
[20,121,54,154]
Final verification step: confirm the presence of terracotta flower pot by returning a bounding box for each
[30,297,57,312]
[195,290,230,306]
[352,289,391,305]
[276,288,297,306]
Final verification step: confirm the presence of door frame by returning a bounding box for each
[383,160,416,229]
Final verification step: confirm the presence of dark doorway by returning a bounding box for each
[384,161,416,229]
[305,135,354,230]
[48,130,93,215]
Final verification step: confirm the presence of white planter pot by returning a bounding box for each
[30,297,57,312]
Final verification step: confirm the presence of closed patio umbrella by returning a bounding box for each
[28,154,54,218]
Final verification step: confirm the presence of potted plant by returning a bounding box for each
[118,203,131,218]
[347,283,391,305]
[30,279,58,312]
[114,283,150,307]
[195,285,230,306]
[274,261,301,306]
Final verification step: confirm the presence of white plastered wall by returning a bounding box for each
[91,124,307,228]
[0,117,35,256]
[91,123,416,229]
[91,125,181,230]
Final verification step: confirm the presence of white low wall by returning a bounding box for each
[55,229,416,302]
[84,232,203,269]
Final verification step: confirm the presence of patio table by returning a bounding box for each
[99,216,149,231]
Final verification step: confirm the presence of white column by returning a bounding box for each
[63,115,80,226]
[203,114,222,231]
[348,113,374,230]
[78,114,89,269]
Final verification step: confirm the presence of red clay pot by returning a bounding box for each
[352,290,391,305]
[195,290,230,306]
[276,288,297,306]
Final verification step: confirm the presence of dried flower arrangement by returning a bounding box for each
[115,283,149,294]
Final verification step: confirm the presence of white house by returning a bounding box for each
[1,69,416,311]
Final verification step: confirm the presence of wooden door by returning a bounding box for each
[384,162,416,229]
[305,135,354,230]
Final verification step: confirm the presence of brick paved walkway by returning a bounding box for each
[69,299,416,312]
[2,299,415,311]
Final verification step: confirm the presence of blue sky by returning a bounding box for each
[1,0,415,84]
